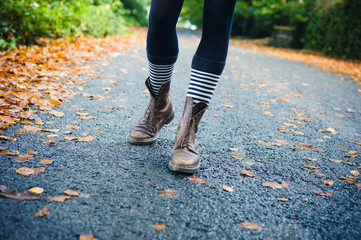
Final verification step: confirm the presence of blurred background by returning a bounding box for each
[1,0,360,60]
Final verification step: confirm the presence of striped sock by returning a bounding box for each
[148,62,174,95]
[186,68,220,105]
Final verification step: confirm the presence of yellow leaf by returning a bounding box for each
[189,176,206,184]
[49,196,70,202]
[16,167,45,177]
[232,156,243,161]
[229,148,239,152]
[39,159,53,165]
[29,187,44,195]
[240,222,263,231]
[63,189,79,196]
[222,185,234,192]
[153,224,166,230]
[34,205,49,217]
[240,170,254,177]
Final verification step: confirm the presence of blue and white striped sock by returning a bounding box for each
[186,68,220,105]
[148,62,174,95]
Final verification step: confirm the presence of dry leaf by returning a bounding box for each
[229,148,239,152]
[277,198,289,202]
[321,180,334,185]
[245,162,256,166]
[262,181,290,189]
[29,187,44,195]
[0,135,17,141]
[79,234,98,240]
[303,158,317,162]
[16,167,45,177]
[64,137,78,141]
[328,158,342,163]
[222,185,234,192]
[232,156,243,161]
[159,189,179,198]
[34,205,49,217]
[49,196,71,202]
[78,136,95,142]
[0,184,40,200]
[312,190,333,196]
[64,189,79,196]
[77,112,89,117]
[1,149,19,156]
[153,224,166,230]
[13,154,33,163]
[44,139,56,146]
[350,170,360,176]
[189,176,206,184]
[305,165,319,169]
[240,222,263,231]
[240,170,255,177]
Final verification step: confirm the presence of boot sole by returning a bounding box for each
[168,161,200,174]
[128,111,175,145]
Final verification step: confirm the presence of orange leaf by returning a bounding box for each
[312,190,333,197]
[262,181,290,189]
[63,189,79,196]
[153,224,166,230]
[321,180,334,185]
[49,196,71,202]
[34,205,49,217]
[240,170,254,177]
[79,234,98,240]
[159,189,179,198]
[277,198,289,202]
[189,176,206,184]
[16,167,45,177]
[222,185,234,192]
[240,222,263,231]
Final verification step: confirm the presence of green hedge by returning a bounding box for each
[181,0,361,60]
[303,0,361,60]
[0,0,148,51]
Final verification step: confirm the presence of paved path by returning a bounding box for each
[1,30,361,239]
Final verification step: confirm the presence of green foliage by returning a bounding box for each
[181,0,361,60]
[303,0,361,59]
[0,0,149,51]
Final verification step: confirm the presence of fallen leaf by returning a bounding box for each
[240,222,263,231]
[356,183,361,188]
[16,167,45,177]
[277,198,289,202]
[49,196,71,202]
[189,176,206,184]
[321,180,334,185]
[159,189,179,198]
[153,224,166,230]
[78,136,95,142]
[229,148,239,152]
[0,184,40,200]
[1,149,19,156]
[312,190,333,196]
[49,110,64,117]
[44,139,56,146]
[335,114,346,118]
[64,137,78,140]
[245,162,256,166]
[222,185,234,192]
[0,135,17,141]
[346,154,357,158]
[258,140,272,146]
[240,170,254,177]
[350,170,360,176]
[13,154,33,163]
[79,234,98,240]
[77,112,89,117]
[64,189,79,196]
[262,181,290,189]
[328,158,342,163]
[305,165,319,169]
[232,156,243,161]
[34,205,49,217]
[349,151,358,154]
[303,158,317,162]
[29,187,44,195]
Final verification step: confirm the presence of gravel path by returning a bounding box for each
[1,29,360,240]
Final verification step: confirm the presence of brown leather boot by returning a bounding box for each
[129,78,175,145]
[169,96,209,173]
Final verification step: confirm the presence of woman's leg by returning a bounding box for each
[147,0,184,95]
[186,0,236,104]
[169,0,236,173]
[129,0,184,145]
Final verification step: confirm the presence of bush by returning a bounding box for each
[303,0,361,60]
[0,0,145,51]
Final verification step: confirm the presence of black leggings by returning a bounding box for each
[147,0,236,75]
